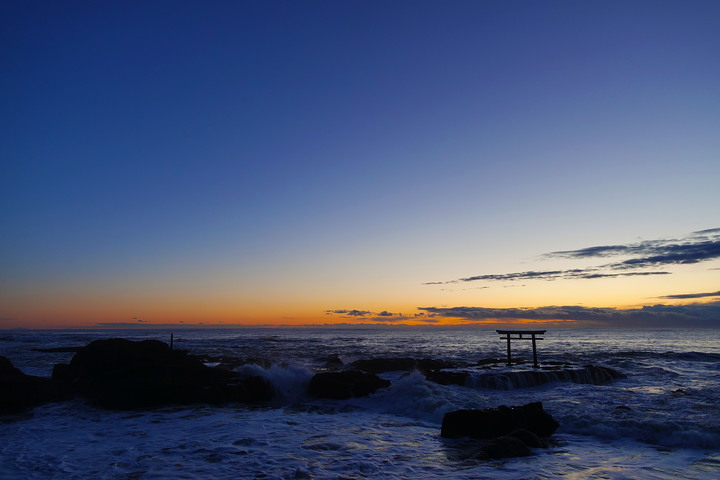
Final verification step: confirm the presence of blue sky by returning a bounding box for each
[1,1,719,327]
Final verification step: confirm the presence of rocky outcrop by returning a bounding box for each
[441,402,559,439]
[53,338,274,409]
[480,434,532,459]
[426,364,626,390]
[350,357,417,374]
[349,357,461,375]
[1,356,70,413]
[423,370,469,386]
[308,370,391,399]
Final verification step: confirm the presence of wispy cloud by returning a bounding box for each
[325,309,372,317]
[659,290,720,300]
[418,302,720,327]
[548,229,720,270]
[325,308,439,323]
[451,269,670,283]
[427,228,720,285]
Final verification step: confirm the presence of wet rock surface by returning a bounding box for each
[308,370,391,399]
[53,338,274,409]
[1,356,70,413]
[441,402,559,459]
[441,401,559,439]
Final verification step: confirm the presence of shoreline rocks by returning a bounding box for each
[3,345,627,415]
[1,356,72,413]
[46,338,274,410]
[441,402,559,459]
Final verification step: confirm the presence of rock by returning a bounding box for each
[321,354,344,370]
[349,357,463,375]
[1,356,70,413]
[308,370,391,399]
[477,358,505,367]
[505,428,548,448]
[56,338,273,409]
[423,370,469,386]
[416,358,462,373]
[441,402,559,439]
[426,364,627,390]
[480,435,532,459]
[350,358,416,374]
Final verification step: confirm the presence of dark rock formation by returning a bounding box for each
[321,354,344,371]
[441,402,559,439]
[350,357,416,374]
[505,428,548,448]
[1,356,70,413]
[423,370,469,386]
[480,435,532,459]
[53,338,273,409]
[476,358,505,367]
[416,358,461,373]
[308,370,391,399]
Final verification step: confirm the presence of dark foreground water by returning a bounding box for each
[1,327,719,479]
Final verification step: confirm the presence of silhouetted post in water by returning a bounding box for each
[496,330,546,367]
[170,333,174,350]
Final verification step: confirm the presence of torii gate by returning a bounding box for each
[496,330,546,367]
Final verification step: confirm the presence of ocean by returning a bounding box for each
[1,327,719,479]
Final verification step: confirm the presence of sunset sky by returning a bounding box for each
[2,1,719,329]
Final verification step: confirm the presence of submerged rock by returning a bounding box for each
[441,402,559,439]
[54,338,273,409]
[308,370,391,399]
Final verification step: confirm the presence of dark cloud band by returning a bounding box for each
[418,302,720,327]
[659,291,720,300]
[427,228,719,285]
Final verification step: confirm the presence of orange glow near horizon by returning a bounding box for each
[2,268,718,329]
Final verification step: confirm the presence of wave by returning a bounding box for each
[561,411,720,449]
[669,351,720,362]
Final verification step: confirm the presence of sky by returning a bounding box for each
[1,0,719,329]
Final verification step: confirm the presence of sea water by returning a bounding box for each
[1,327,719,479]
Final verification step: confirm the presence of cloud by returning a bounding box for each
[451,269,670,283]
[418,302,720,327]
[427,228,719,285]
[325,309,371,317]
[548,229,720,269]
[659,291,720,300]
[325,308,440,323]
[369,315,440,323]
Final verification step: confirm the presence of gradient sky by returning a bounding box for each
[2,1,719,328]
